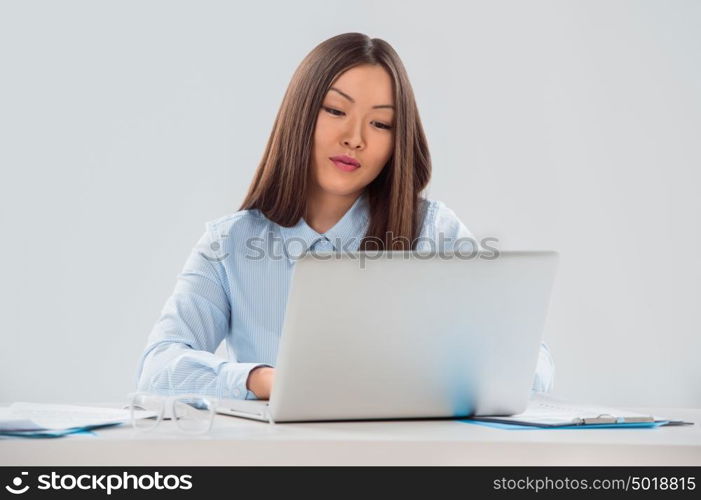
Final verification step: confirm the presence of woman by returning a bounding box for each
[135,33,554,400]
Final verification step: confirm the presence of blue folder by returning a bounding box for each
[458,419,670,430]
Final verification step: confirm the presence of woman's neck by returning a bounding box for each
[305,188,362,234]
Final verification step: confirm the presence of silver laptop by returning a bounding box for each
[217,250,558,423]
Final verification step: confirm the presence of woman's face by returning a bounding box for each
[310,64,395,198]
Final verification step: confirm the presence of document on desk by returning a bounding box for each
[0,403,154,437]
[466,394,677,429]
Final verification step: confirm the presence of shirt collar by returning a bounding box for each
[278,191,370,262]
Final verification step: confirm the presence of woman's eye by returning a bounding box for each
[323,106,344,116]
[323,107,393,131]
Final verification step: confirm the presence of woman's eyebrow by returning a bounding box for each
[328,87,395,110]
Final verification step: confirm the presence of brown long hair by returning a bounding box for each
[239,33,431,250]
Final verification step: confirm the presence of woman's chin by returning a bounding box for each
[314,176,366,198]
[318,184,365,198]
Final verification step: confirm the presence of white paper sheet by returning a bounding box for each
[474,393,656,426]
[0,403,156,432]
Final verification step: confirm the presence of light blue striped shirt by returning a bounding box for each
[135,192,555,400]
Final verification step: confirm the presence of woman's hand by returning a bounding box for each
[246,366,276,400]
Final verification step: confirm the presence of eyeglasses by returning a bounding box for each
[127,392,219,434]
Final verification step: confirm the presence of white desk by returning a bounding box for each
[1,405,699,466]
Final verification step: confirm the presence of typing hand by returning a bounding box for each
[246,366,276,400]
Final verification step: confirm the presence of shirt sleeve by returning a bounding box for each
[428,200,555,393]
[134,221,270,400]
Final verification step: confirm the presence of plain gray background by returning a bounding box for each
[1,0,699,408]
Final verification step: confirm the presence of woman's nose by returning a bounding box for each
[343,138,362,149]
[341,117,364,150]
[342,127,364,150]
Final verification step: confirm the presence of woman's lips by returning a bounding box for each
[330,159,360,172]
